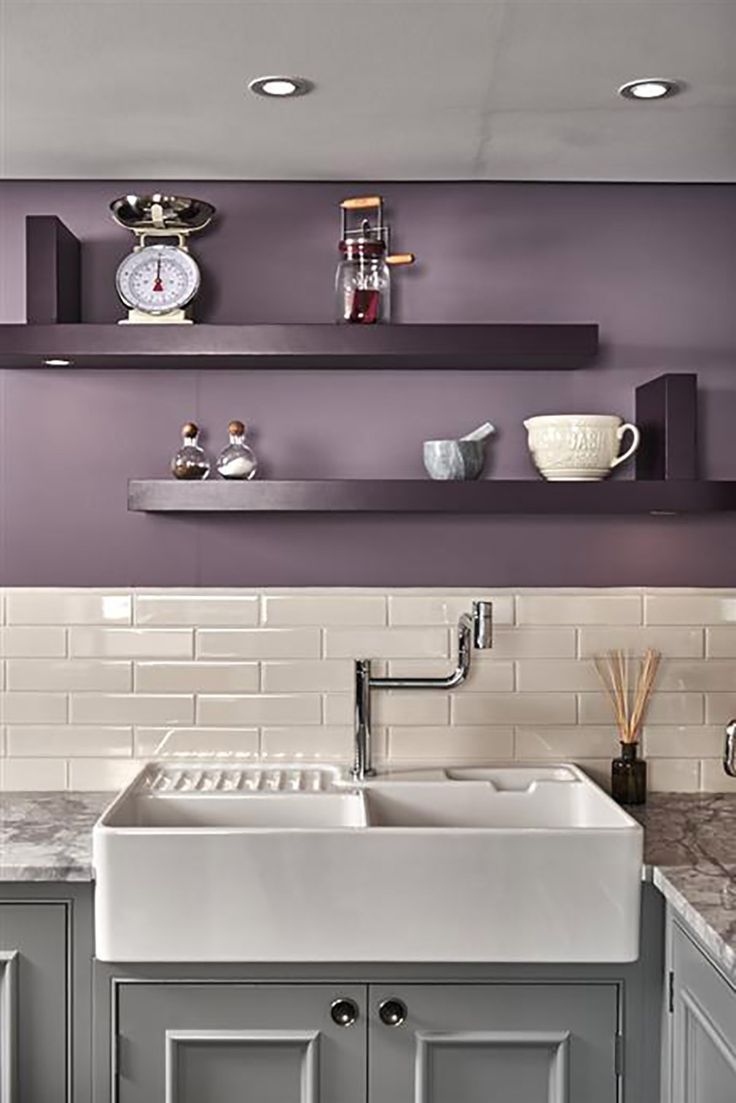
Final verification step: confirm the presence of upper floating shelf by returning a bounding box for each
[0,322,599,371]
[0,215,599,370]
[128,479,736,515]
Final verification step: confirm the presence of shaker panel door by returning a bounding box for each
[0,903,68,1103]
[369,983,619,1103]
[116,983,366,1103]
[671,924,736,1103]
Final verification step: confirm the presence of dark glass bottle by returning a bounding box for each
[611,742,647,805]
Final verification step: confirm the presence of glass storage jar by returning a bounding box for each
[335,238,390,324]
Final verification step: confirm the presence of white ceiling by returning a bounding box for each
[1,0,735,180]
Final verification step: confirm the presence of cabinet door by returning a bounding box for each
[0,903,68,1103]
[116,983,366,1103]
[671,923,736,1103]
[369,983,620,1103]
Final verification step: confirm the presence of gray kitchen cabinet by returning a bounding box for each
[369,983,621,1103]
[0,902,68,1103]
[669,920,736,1103]
[115,983,367,1103]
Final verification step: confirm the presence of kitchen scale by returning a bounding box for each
[110,194,215,324]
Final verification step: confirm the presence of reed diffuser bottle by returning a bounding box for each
[594,649,661,806]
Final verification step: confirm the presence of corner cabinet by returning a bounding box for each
[668,917,736,1102]
[109,980,620,1103]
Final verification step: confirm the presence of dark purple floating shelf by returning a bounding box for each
[128,479,736,515]
[0,322,598,371]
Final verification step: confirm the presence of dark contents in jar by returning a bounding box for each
[347,289,380,324]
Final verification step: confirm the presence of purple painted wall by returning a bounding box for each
[1,180,736,587]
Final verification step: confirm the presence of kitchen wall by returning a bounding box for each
[1,586,735,793]
[2,182,736,587]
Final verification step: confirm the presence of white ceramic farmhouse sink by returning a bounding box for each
[93,762,643,964]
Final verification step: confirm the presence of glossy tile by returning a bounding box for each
[134,662,258,693]
[388,725,514,761]
[196,628,321,660]
[263,594,386,627]
[135,593,258,626]
[6,660,131,693]
[324,627,448,659]
[70,694,195,726]
[387,594,514,626]
[6,726,132,758]
[517,594,642,626]
[134,726,259,758]
[261,661,353,693]
[578,626,704,659]
[6,590,131,626]
[0,627,67,658]
[645,593,736,625]
[197,694,322,727]
[452,692,577,726]
[70,628,193,659]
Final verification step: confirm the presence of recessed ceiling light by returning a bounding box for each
[618,78,682,101]
[44,358,72,366]
[248,75,313,99]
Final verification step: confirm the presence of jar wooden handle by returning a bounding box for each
[340,196,382,210]
[386,253,415,267]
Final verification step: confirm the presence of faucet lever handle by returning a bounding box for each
[472,601,493,650]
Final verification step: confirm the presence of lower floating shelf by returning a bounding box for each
[128,479,736,515]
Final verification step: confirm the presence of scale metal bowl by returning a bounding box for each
[110,194,215,234]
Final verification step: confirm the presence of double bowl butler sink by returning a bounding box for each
[93,763,643,964]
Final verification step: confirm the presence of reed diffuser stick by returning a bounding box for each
[593,649,661,744]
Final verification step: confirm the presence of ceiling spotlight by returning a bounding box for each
[248,75,313,99]
[618,78,682,101]
[44,358,72,366]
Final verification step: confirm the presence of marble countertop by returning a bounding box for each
[1,790,735,982]
[633,793,736,984]
[0,792,109,881]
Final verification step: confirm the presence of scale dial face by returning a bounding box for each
[115,244,200,315]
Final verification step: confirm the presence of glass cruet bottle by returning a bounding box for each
[171,422,211,480]
[216,420,258,480]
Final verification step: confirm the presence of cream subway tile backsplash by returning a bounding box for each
[70,694,195,726]
[70,628,194,659]
[578,626,704,659]
[3,693,68,724]
[641,726,725,759]
[6,660,132,693]
[388,726,514,761]
[324,627,449,659]
[6,726,132,758]
[261,661,354,693]
[514,726,619,759]
[517,594,642,626]
[491,627,576,659]
[0,627,67,658]
[134,662,259,694]
[579,692,704,726]
[0,585,735,792]
[0,758,68,790]
[388,594,514,627]
[196,628,321,660]
[645,592,736,625]
[706,626,736,657]
[134,727,259,758]
[7,590,131,625]
[196,694,322,727]
[647,758,701,792]
[516,660,600,692]
[67,759,142,792]
[261,726,355,761]
[263,594,386,627]
[452,692,577,726]
[135,593,259,626]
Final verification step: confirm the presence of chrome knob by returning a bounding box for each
[330,998,359,1027]
[378,998,407,1027]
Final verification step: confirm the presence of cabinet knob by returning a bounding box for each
[330,998,359,1027]
[378,998,407,1027]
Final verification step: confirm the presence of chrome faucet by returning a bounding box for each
[725,721,736,777]
[352,601,493,780]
